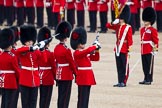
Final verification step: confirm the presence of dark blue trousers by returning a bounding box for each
[115,53,127,83]
[57,80,72,108]
[89,11,97,31]
[36,7,44,27]
[1,88,18,108]
[39,85,53,108]
[77,86,91,108]
[77,10,84,27]
[20,85,38,108]
[67,9,75,28]
[142,54,154,82]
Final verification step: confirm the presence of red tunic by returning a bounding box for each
[5,0,13,6]
[52,0,65,12]
[97,0,109,12]
[36,0,44,7]
[38,49,56,85]
[75,0,86,11]
[15,0,24,7]
[16,46,44,87]
[73,46,99,85]
[66,0,75,9]
[88,0,99,11]
[106,23,133,53]
[140,27,159,55]
[154,1,162,11]
[0,51,20,89]
[54,43,77,80]
[26,0,35,7]
[129,0,138,13]
[0,0,4,5]
[142,0,152,9]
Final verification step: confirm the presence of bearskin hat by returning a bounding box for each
[55,21,72,40]
[20,25,37,45]
[70,27,87,50]
[37,26,52,43]
[0,28,15,49]
[10,26,19,43]
[142,7,156,25]
[119,5,131,23]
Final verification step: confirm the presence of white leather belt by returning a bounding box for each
[58,63,69,67]
[0,70,15,74]
[39,67,52,70]
[89,0,94,2]
[78,67,92,70]
[66,0,73,2]
[55,3,60,5]
[21,66,38,71]
[141,41,154,47]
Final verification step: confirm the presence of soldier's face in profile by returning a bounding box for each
[24,40,34,46]
[78,44,85,49]
[144,21,151,27]
[119,19,125,24]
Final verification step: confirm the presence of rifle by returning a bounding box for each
[37,33,60,48]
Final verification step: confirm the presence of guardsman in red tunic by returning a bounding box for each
[36,0,44,28]
[141,0,152,9]
[106,5,133,87]
[66,0,75,28]
[154,0,162,32]
[0,0,5,25]
[37,26,56,108]
[9,26,20,108]
[52,0,66,29]
[98,0,109,33]
[87,0,99,33]
[45,0,53,29]
[15,0,25,26]
[75,0,86,27]
[139,7,159,85]
[16,25,46,108]
[0,28,20,108]
[70,27,101,108]
[126,0,138,34]
[54,21,77,108]
[25,0,35,25]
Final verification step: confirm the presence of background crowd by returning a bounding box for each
[0,0,162,33]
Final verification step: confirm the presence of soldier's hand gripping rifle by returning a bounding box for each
[92,32,101,50]
[37,33,60,49]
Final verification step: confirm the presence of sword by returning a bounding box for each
[149,54,154,82]
[124,53,130,84]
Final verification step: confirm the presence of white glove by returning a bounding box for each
[66,0,73,2]
[76,0,80,3]
[89,0,94,2]
[155,0,160,3]
[38,41,46,49]
[45,2,51,7]
[126,2,134,5]
[30,45,39,51]
[112,19,119,25]
[93,40,101,49]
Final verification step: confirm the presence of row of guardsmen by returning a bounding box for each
[0,4,160,108]
[0,0,162,33]
[0,21,101,108]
